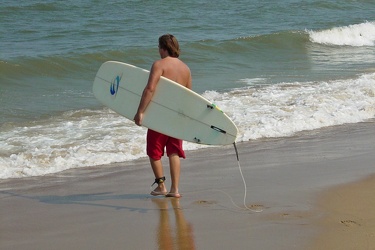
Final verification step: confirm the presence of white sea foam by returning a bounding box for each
[208,73,375,141]
[0,110,148,179]
[308,21,375,46]
[1,73,374,179]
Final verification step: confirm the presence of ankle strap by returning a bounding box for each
[151,176,166,186]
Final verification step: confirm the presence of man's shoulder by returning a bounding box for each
[155,57,185,68]
[153,58,164,66]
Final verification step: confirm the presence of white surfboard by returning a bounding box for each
[92,61,238,145]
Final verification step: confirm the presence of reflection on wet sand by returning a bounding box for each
[152,198,196,250]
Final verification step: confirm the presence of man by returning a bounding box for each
[134,34,192,198]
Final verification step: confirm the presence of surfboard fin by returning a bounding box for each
[207,103,223,112]
[211,125,226,134]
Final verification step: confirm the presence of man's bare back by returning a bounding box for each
[153,57,192,89]
[134,45,191,126]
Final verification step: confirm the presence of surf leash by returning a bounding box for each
[232,142,263,212]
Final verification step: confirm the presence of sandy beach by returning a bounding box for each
[1,120,374,250]
[309,174,375,250]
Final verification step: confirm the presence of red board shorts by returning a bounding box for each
[147,129,186,160]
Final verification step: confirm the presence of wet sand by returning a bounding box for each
[1,120,374,249]
[308,174,375,250]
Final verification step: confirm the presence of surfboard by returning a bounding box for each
[92,61,238,145]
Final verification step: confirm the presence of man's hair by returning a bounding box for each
[159,34,180,58]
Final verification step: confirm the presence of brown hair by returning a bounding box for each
[158,34,180,58]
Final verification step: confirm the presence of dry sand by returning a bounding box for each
[1,120,374,250]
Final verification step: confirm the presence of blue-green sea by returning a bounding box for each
[1,0,374,178]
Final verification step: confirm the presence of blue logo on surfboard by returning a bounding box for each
[110,75,121,97]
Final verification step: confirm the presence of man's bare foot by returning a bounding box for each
[166,192,181,198]
[151,186,167,196]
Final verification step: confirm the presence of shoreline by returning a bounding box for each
[1,120,374,249]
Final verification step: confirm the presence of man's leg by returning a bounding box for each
[167,153,181,198]
[150,157,167,195]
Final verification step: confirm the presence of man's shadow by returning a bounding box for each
[152,198,196,250]
[1,191,151,213]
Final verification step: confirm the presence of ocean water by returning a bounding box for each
[1,0,375,179]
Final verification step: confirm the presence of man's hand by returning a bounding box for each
[134,112,143,126]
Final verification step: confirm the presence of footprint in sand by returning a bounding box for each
[340,220,361,227]
[194,200,217,206]
[248,204,264,211]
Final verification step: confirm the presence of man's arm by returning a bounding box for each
[134,61,163,126]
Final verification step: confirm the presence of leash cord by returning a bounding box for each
[233,142,263,212]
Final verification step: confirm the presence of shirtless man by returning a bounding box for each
[134,34,192,198]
